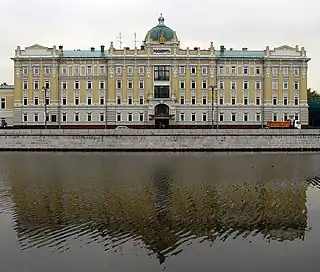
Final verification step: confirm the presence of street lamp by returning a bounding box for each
[209,85,216,129]
[42,86,48,129]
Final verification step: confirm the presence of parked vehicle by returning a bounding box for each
[266,119,301,129]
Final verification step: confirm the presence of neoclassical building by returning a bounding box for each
[9,14,310,128]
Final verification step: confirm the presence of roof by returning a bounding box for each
[62,50,106,58]
[218,50,264,59]
[0,84,14,90]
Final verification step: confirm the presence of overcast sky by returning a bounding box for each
[1,0,319,90]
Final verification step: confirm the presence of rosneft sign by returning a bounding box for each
[153,48,171,54]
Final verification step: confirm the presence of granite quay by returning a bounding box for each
[0,129,319,151]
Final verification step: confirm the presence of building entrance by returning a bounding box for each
[154,104,170,129]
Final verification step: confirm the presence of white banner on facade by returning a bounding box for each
[153,48,171,54]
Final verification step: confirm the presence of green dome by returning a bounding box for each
[147,14,174,42]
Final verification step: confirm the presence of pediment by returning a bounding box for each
[21,44,53,57]
[25,44,48,50]
[270,45,300,57]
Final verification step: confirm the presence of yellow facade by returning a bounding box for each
[0,83,14,126]
[10,15,310,128]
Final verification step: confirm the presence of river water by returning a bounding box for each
[0,152,320,271]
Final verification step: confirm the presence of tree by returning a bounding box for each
[307,88,320,99]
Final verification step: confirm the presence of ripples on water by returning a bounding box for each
[0,152,319,265]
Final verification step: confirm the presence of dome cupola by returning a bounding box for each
[146,14,175,43]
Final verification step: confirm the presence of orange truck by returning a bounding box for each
[266,120,301,129]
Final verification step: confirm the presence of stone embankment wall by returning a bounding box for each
[0,129,319,151]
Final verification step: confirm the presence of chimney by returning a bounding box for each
[242,47,248,51]
[100,45,105,52]
[91,47,95,52]
[58,45,63,51]
[220,45,225,53]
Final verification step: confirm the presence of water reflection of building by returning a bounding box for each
[9,169,307,261]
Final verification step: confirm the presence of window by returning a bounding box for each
[294,96,299,105]
[34,96,39,106]
[255,81,261,90]
[202,96,207,105]
[116,67,122,74]
[87,113,92,122]
[191,80,196,89]
[1,98,5,109]
[87,96,92,105]
[256,67,261,75]
[283,96,288,105]
[219,66,224,75]
[272,67,278,76]
[202,80,207,89]
[74,97,79,105]
[62,97,67,105]
[283,67,289,75]
[117,96,121,105]
[62,66,67,75]
[294,80,299,90]
[45,66,50,75]
[256,113,261,122]
[45,80,50,89]
[202,113,207,122]
[219,113,224,122]
[231,66,236,75]
[154,66,170,81]
[231,96,236,105]
[127,80,133,89]
[191,96,196,105]
[100,113,105,122]
[191,113,196,122]
[294,68,299,75]
[273,113,278,121]
[87,66,92,74]
[139,113,144,122]
[243,96,248,105]
[180,80,185,89]
[154,86,169,99]
[273,96,277,105]
[116,80,122,89]
[243,81,248,90]
[283,113,288,121]
[99,81,105,89]
[272,80,278,90]
[33,66,39,75]
[191,66,196,74]
[244,113,248,122]
[23,66,28,75]
[202,66,207,74]
[128,113,132,122]
[74,66,79,75]
[116,112,121,122]
[45,97,50,105]
[74,113,79,122]
[51,114,57,122]
[87,81,92,89]
[219,80,224,89]
[34,113,39,122]
[62,81,67,89]
[243,66,249,75]
[23,113,28,122]
[283,80,288,90]
[127,66,133,74]
[74,81,80,89]
[23,96,28,105]
[231,81,236,90]
[179,66,185,74]
[62,113,67,122]
[139,96,144,105]
[100,97,104,105]
[128,96,133,105]
[232,113,236,122]
[139,80,144,89]
[180,96,185,105]
[23,81,28,90]
[180,113,184,121]
[34,80,39,90]
[256,97,260,105]
[139,66,144,74]
[219,96,223,105]
[295,113,299,120]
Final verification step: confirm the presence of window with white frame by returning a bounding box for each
[23,113,28,122]
[34,113,39,122]
[273,113,278,121]
[232,113,236,122]
[33,80,39,90]
[0,98,5,109]
[23,96,28,105]
[294,68,299,75]
[272,67,278,76]
[243,113,248,122]
[191,80,196,89]
[100,113,105,122]
[255,81,261,90]
[283,96,288,105]
[33,95,39,105]
[256,96,260,105]
[191,96,196,105]
[272,79,278,90]
[283,80,288,90]
[256,113,261,122]
[219,66,224,75]
[23,66,28,75]
[116,80,122,89]
[243,96,248,105]
[99,65,105,74]
[219,96,224,105]
[116,112,121,122]
[62,66,67,75]
[180,96,185,105]
[100,96,104,105]
[139,80,144,89]
[139,66,144,74]
[87,81,92,89]
[191,66,196,74]
[74,66,79,75]
[294,96,299,105]
[87,94,92,105]
[62,113,67,122]
[33,65,39,75]
[45,66,50,75]
[273,95,277,105]
[139,96,144,105]
[128,113,133,122]
[87,66,92,74]
[202,80,207,89]
[243,66,249,75]
[180,112,184,121]
[255,67,261,75]
[180,80,185,89]
[127,66,133,74]
[295,113,299,120]
[179,66,185,74]
[62,96,67,105]
[283,113,288,121]
[74,113,79,122]
[117,96,121,105]
[99,81,105,89]
[219,80,224,89]
[191,113,196,122]
[202,96,207,105]
[44,80,50,89]
[231,81,236,90]
[231,66,236,75]
[74,96,79,105]
[116,66,122,74]
[243,80,248,90]
[294,80,299,90]
[128,96,133,105]
[61,81,67,89]
[74,80,80,89]
[23,80,28,90]
[87,112,92,122]
[283,67,289,75]
[127,79,133,89]
[219,113,224,122]
[139,112,144,122]
[202,112,207,122]
[231,96,236,105]
[202,66,207,75]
